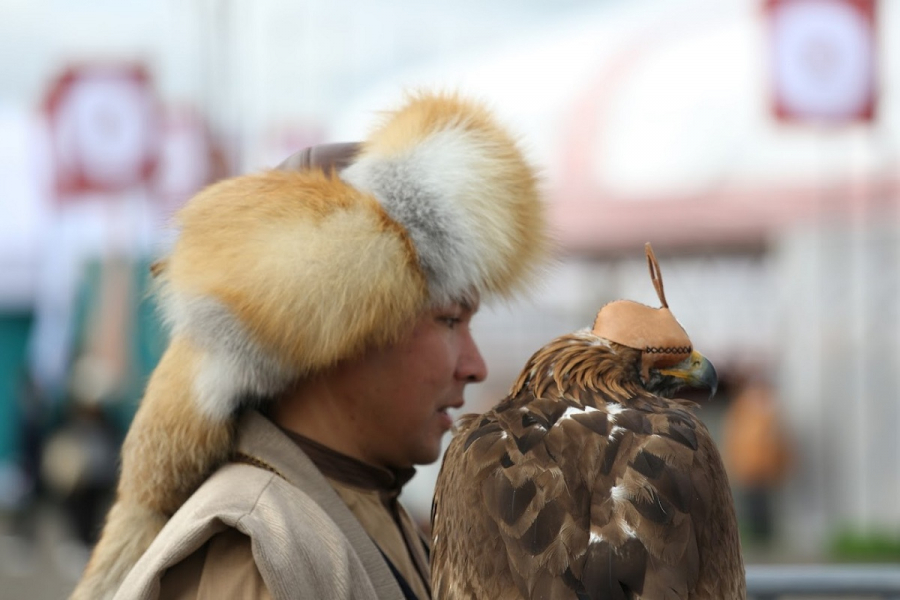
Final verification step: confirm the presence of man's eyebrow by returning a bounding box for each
[459,299,479,314]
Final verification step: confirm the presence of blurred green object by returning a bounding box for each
[67,256,168,434]
[0,312,33,464]
[830,528,900,562]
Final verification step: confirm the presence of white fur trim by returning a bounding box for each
[162,290,291,420]
[342,128,505,305]
[193,348,286,421]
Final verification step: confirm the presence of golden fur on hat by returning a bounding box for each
[71,91,549,599]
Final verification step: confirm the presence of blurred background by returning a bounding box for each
[0,0,898,597]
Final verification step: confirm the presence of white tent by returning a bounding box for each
[332,0,899,252]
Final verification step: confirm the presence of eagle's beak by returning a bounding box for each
[658,350,718,399]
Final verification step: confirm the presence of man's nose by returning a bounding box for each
[458,333,488,383]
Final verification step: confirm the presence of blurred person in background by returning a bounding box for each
[72,92,549,600]
[0,370,44,577]
[41,353,120,549]
[39,252,161,565]
[722,378,794,548]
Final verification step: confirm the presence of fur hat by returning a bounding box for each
[161,91,547,419]
[72,91,549,599]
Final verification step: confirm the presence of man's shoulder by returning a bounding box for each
[119,461,382,600]
[201,462,283,502]
[185,461,325,524]
[147,462,349,570]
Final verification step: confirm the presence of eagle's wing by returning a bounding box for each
[432,388,717,600]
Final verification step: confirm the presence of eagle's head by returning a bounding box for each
[643,347,718,399]
[511,243,718,404]
[593,243,718,400]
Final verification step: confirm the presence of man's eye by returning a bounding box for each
[440,317,461,328]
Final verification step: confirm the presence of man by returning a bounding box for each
[71,91,549,599]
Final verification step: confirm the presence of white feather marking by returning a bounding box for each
[573,329,611,346]
[589,532,604,544]
[608,425,625,439]
[618,519,637,538]
[606,402,625,415]
[610,484,629,503]
[560,406,580,419]
[561,404,600,420]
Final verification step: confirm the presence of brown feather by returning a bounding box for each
[432,332,745,599]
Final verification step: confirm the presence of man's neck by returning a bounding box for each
[269,374,399,471]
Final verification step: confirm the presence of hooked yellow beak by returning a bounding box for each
[657,350,718,398]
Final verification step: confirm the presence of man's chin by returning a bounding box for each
[411,442,444,467]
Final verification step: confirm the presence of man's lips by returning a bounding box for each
[437,401,463,427]
[442,397,465,411]
[437,409,454,429]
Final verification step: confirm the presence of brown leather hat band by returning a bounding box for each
[277,142,360,173]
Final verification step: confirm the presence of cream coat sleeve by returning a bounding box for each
[159,528,272,600]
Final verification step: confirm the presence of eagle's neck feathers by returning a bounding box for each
[510,332,646,407]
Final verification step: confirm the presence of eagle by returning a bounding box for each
[431,244,745,600]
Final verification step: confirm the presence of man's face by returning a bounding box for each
[333,301,487,469]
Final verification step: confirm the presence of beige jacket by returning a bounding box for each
[114,411,409,600]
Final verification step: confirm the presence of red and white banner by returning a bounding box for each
[44,63,161,199]
[765,0,878,123]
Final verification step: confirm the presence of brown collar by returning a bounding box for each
[280,428,416,499]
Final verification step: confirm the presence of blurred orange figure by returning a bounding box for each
[722,381,794,545]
